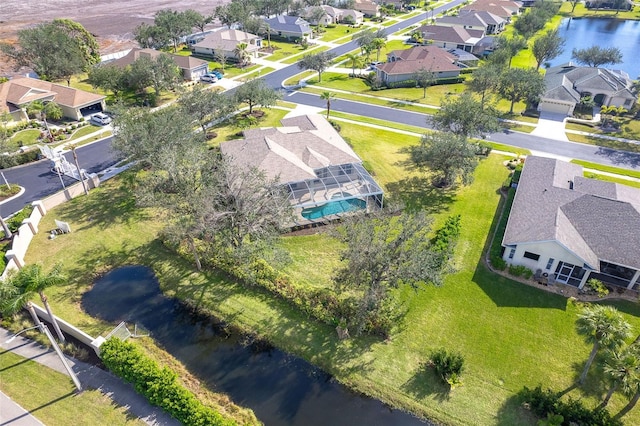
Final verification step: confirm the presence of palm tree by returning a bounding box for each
[576,304,632,385]
[3,264,68,342]
[234,42,250,67]
[346,53,364,77]
[600,346,640,409]
[320,91,336,119]
[371,38,386,63]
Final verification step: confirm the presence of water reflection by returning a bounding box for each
[82,266,430,426]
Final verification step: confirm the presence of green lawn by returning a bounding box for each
[10,129,41,147]
[572,159,640,179]
[207,108,290,145]
[237,67,276,82]
[266,42,327,63]
[566,132,640,153]
[20,120,640,425]
[330,111,427,135]
[282,46,330,64]
[0,351,143,425]
[559,1,640,19]
[316,24,363,42]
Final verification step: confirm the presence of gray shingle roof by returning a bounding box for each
[503,156,640,270]
[264,15,312,34]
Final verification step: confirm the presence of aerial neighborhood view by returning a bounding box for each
[3,0,640,424]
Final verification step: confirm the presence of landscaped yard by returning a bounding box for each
[265,42,327,63]
[10,129,41,148]
[19,116,640,425]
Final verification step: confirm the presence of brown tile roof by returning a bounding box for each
[110,48,207,71]
[0,77,105,114]
[378,46,460,75]
[220,115,360,183]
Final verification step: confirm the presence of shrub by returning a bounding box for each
[430,348,465,388]
[491,255,507,271]
[586,278,609,297]
[100,338,235,426]
[7,205,34,233]
[508,264,533,278]
[518,386,621,426]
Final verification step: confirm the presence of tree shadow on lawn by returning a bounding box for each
[401,363,451,403]
[386,176,456,214]
[495,393,539,426]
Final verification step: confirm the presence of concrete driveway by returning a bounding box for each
[531,112,569,141]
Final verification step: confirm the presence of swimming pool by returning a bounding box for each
[301,197,367,220]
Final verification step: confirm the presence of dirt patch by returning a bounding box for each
[0,0,229,73]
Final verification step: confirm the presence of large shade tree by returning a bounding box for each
[576,304,632,385]
[177,85,237,134]
[410,131,479,188]
[468,64,501,108]
[297,51,335,82]
[497,67,545,114]
[532,29,565,70]
[572,46,623,68]
[234,78,281,114]
[430,92,499,138]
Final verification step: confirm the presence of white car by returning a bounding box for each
[91,113,112,126]
[200,74,218,83]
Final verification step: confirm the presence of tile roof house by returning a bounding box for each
[110,48,209,81]
[308,5,364,25]
[264,15,313,40]
[353,0,381,17]
[376,46,462,84]
[191,30,262,61]
[502,156,640,290]
[416,24,487,55]
[437,10,506,34]
[538,63,637,116]
[0,77,106,122]
[220,114,384,224]
[460,0,522,21]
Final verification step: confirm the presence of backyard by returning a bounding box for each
[16,113,640,425]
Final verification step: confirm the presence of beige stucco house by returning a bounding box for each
[376,46,462,84]
[109,48,209,81]
[192,30,262,61]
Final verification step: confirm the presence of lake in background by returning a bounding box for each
[548,17,640,78]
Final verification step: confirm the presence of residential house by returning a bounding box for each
[219,114,384,224]
[354,0,381,17]
[415,24,487,54]
[538,63,637,116]
[376,46,462,84]
[312,5,364,25]
[0,77,106,122]
[460,0,522,21]
[437,10,506,34]
[502,156,640,290]
[191,30,262,61]
[264,15,313,40]
[110,48,209,81]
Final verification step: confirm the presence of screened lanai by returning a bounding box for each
[285,163,384,223]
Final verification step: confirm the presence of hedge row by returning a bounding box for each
[0,150,40,170]
[100,338,235,426]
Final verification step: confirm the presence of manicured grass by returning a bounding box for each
[484,142,531,156]
[237,66,275,82]
[282,45,329,64]
[21,120,640,425]
[567,117,640,141]
[0,351,144,425]
[584,172,640,189]
[10,129,41,147]
[510,15,563,70]
[316,24,363,42]
[502,122,535,133]
[566,132,640,153]
[207,108,290,145]
[69,124,102,141]
[284,70,315,86]
[571,159,640,179]
[266,42,326,63]
[330,111,427,134]
[559,2,640,20]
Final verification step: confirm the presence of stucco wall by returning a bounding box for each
[503,240,586,273]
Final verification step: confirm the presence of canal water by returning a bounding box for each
[549,17,640,78]
[82,266,431,426]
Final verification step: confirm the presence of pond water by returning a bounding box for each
[82,266,431,426]
[549,18,640,78]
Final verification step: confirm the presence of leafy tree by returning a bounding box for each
[492,35,527,67]
[572,46,623,68]
[133,22,170,49]
[306,6,327,25]
[260,22,272,49]
[214,49,227,72]
[576,304,632,385]
[178,85,237,134]
[430,92,499,138]
[468,64,500,108]
[183,9,212,33]
[0,264,68,342]
[352,28,386,59]
[297,51,335,82]
[333,210,447,335]
[599,345,640,409]
[346,53,364,77]
[154,9,193,52]
[0,112,13,154]
[320,91,336,119]
[413,67,436,99]
[410,131,480,187]
[214,1,252,29]
[532,29,565,70]
[128,54,180,96]
[568,0,580,13]
[43,102,63,122]
[87,64,129,97]
[234,78,281,114]
[513,11,545,38]
[1,20,98,85]
[497,67,545,114]
[371,37,386,62]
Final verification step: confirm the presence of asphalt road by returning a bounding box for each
[0,139,120,217]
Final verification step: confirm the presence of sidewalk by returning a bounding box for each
[0,327,178,426]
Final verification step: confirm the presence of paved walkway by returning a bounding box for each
[0,327,178,426]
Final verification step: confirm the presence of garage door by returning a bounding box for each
[538,100,572,115]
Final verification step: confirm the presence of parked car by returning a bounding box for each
[200,74,218,83]
[91,112,112,126]
[211,71,223,79]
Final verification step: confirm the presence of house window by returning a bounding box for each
[508,248,515,259]
[545,258,555,270]
[523,251,540,261]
